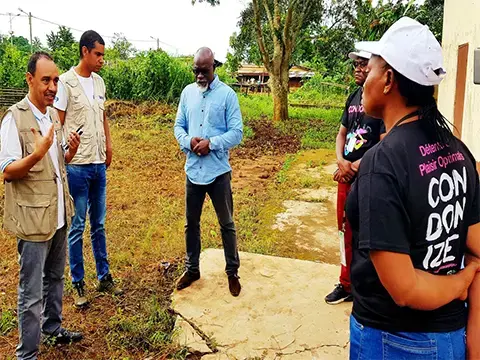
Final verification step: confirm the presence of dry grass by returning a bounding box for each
[0,98,339,358]
[0,101,326,359]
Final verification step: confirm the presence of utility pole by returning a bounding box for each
[7,13,21,44]
[150,36,179,56]
[150,36,160,51]
[18,8,33,53]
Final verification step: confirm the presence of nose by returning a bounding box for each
[48,81,57,93]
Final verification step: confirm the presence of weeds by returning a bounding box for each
[106,297,177,352]
[277,154,297,184]
[0,89,342,358]
[0,309,16,336]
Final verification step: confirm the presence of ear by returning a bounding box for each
[26,72,34,88]
[383,68,395,95]
[81,45,88,58]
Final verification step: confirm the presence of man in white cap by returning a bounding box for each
[324,50,385,305]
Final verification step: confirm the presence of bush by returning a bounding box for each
[101,50,194,103]
[216,65,236,85]
[290,74,349,108]
[0,44,28,88]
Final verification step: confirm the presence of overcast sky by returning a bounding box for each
[1,0,248,61]
[1,0,426,62]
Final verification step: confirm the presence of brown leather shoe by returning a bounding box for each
[228,275,241,297]
[176,271,200,290]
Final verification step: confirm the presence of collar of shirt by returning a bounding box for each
[26,96,51,123]
[207,75,220,92]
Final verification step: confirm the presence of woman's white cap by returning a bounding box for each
[355,17,446,86]
[348,51,372,60]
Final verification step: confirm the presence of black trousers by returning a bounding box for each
[185,172,240,276]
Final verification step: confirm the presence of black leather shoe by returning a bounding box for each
[44,328,83,345]
[228,275,241,297]
[176,271,201,290]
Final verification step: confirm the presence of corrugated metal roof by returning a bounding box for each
[236,64,314,78]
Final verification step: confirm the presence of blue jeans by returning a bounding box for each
[350,315,466,360]
[67,164,110,283]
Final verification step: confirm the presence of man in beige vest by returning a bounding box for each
[0,52,83,360]
[54,30,122,308]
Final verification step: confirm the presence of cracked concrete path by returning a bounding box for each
[172,249,350,359]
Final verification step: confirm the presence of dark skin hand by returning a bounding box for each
[193,139,210,156]
[334,158,361,183]
[333,169,348,183]
[190,137,202,152]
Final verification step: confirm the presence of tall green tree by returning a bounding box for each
[195,0,323,121]
[110,33,136,60]
[0,43,28,88]
[32,37,46,52]
[47,26,76,52]
[46,27,78,71]
[416,0,444,43]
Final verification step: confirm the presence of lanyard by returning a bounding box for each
[393,110,420,129]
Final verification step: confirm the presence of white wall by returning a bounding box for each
[438,0,480,159]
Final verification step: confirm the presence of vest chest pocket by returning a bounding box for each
[71,96,86,126]
[76,134,94,158]
[14,194,51,237]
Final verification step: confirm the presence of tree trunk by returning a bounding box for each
[270,66,289,121]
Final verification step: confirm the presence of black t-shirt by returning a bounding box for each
[346,120,480,333]
[341,88,385,162]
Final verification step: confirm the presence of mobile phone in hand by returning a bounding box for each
[63,126,83,151]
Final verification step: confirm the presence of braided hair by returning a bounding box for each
[391,67,455,145]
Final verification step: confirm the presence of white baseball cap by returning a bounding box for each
[348,51,372,61]
[355,17,446,86]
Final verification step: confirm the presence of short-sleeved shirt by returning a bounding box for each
[346,120,480,332]
[0,98,66,231]
[341,87,385,162]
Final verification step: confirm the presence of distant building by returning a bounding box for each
[235,64,315,89]
[438,0,480,165]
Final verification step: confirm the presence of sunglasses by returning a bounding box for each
[353,61,369,69]
[192,65,214,76]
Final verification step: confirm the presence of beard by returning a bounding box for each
[197,83,208,93]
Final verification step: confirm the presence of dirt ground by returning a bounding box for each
[0,102,341,359]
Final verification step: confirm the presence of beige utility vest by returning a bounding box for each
[60,69,106,164]
[2,98,74,242]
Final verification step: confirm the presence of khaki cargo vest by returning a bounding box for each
[60,69,106,164]
[2,98,74,242]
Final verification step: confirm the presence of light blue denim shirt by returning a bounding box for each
[174,75,243,185]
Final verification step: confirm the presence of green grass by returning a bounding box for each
[290,88,346,109]
[106,296,186,357]
[0,309,16,336]
[239,93,343,122]
[0,91,343,358]
[277,154,297,184]
[242,124,255,144]
[238,92,344,150]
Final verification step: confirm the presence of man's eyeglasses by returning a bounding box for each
[353,60,369,69]
[192,65,214,76]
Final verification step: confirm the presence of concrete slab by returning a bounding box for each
[172,249,350,359]
[174,316,211,354]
